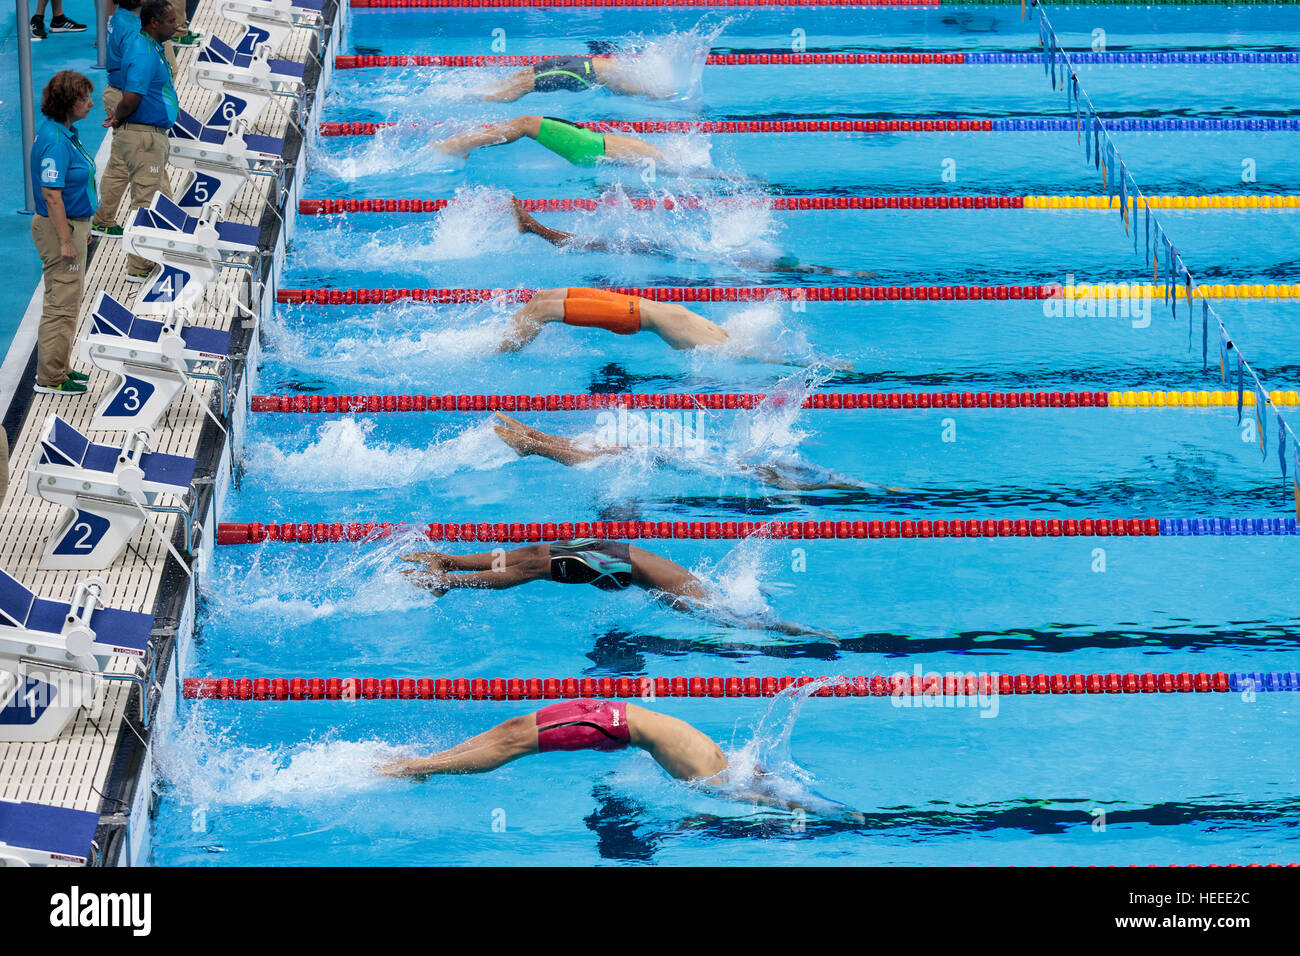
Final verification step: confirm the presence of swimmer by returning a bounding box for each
[436,114,665,169]
[491,411,895,493]
[477,50,677,102]
[495,287,851,370]
[510,198,878,279]
[376,698,865,822]
[401,540,834,640]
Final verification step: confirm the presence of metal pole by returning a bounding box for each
[95,0,110,70]
[17,0,36,215]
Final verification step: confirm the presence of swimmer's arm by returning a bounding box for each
[652,591,839,645]
[721,786,865,824]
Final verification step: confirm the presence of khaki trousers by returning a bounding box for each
[111,124,174,275]
[92,86,129,230]
[0,429,9,504]
[31,215,91,387]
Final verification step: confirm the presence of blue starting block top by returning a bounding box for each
[198,34,306,80]
[0,569,152,657]
[90,293,233,358]
[130,195,260,250]
[0,799,98,863]
[169,108,285,157]
[38,416,196,490]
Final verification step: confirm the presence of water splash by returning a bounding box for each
[200,528,438,628]
[243,418,517,491]
[307,120,458,183]
[155,707,402,808]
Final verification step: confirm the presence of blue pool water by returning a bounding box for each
[152,6,1300,866]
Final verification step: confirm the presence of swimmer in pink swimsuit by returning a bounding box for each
[376,699,865,822]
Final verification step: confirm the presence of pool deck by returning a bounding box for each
[0,0,339,864]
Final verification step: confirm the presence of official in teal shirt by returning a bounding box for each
[30,71,98,395]
[103,0,179,279]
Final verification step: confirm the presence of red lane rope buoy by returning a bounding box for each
[335,52,970,69]
[275,285,1055,304]
[182,671,1235,700]
[250,390,1112,414]
[216,516,1171,545]
[350,0,944,8]
[316,118,997,137]
[297,195,1027,215]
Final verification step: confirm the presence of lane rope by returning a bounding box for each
[275,283,1300,304]
[214,516,1300,544]
[335,51,1300,69]
[248,389,1300,414]
[317,117,1300,136]
[182,671,1297,700]
[297,194,1300,215]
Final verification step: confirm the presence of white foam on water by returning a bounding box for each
[244,418,518,491]
[156,709,404,808]
[307,120,458,182]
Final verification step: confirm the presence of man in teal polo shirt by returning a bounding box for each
[103,0,179,281]
[90,0,144,239]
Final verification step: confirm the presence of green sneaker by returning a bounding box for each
[91,222,123,238]
[35,379,88,395]
[66,369,90,382]
[123,269,152,284]
[172,30,203,46]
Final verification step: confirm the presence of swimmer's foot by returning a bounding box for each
[492,411,544,456]
[509,197,542,236]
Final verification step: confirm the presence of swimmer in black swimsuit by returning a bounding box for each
[509,198,878,280]
[477,50,678,102]
[401,540,832,639]
[491,412,898,493]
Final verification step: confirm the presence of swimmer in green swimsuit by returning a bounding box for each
[401,540,832,639]
[436,115,665,169]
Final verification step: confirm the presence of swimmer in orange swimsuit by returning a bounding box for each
[376,698,865,822]
[401,540,834,640]
[496,286,730,352]
[491,411,896,492]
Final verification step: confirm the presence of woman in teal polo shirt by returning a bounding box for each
[30,70,98,395]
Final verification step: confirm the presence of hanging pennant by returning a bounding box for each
[1085,112,1092,163]
[1119,169,1129,232]
[1236,352,1245,425]
[1219,327,1230,382]
[1294,446,1299,522]
[1255,381,1269,459]
[1202,301,1208,370]
[1094,119,1102,171]
[1187,276,1194,351]
[1145,205,1150,265]
[1280,416,1288,480]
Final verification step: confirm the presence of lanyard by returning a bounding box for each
[66,126,99,208]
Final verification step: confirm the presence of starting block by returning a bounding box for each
[0,569,152,743]
[192,34,305,133]
[217,0,326,58]
[123,193,260,317]
[79,292,233,432]
[26,415,197,571]
[169,107,286,215]
[0,800,99,865]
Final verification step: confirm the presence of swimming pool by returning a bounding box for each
[151,3,1300,866]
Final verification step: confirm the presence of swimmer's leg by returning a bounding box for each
[436,115,543,159]
[378,713,540,778]
[593,61,677,100]
[628,545,710,601]
[637,299,729,349]
[602,132,666,165]
[475,67,536,103]
[496,287,567,352]
[493,411,619,465]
